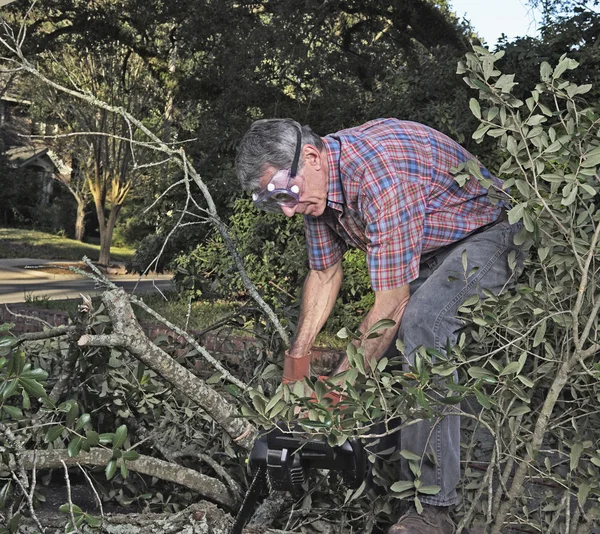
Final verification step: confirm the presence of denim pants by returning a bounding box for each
[383,218,525,506]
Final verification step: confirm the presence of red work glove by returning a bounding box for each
[282,350,311,385]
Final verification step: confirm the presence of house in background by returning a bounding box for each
[0,92,71,224]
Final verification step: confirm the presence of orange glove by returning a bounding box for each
[282,350,311,385]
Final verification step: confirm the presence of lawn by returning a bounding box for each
[0,227,135,262]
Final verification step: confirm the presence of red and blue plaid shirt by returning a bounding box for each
[304,119,505,291]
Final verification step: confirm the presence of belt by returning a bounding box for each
[469,208,508,237]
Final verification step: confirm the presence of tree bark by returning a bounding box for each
[98,204,120,266]
[4,448,237,509]
[75,197,86,242]
[19,500,295,534]
[77,288,257,451]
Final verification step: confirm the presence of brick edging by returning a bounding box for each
[0,305,344,368]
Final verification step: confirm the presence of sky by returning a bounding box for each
[449,0,597,47]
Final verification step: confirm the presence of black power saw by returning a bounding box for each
[230,424,367,533]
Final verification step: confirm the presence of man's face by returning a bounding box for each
[258,150,328,218]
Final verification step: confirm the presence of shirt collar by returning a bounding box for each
[323,136,344,209]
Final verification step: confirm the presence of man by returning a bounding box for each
[235,118,524,534]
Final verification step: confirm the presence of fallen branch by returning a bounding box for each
[19,500,296,533]
[17,325,75,344]
[3,448,236,509]
[77,288,257,451]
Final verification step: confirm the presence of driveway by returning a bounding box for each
[0,259,174,304]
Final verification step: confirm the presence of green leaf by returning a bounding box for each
[366,319,396,337]
[570,442,583,472]
[417,485,441,495]
[431,365,458,377]
[84,515,101,528]
[0,337,17,349]
[105,459,117,480]
[112,425,128,449]
[315,380,326,402]
[517,375,535,388]
[45,425,65,443]
[414,495,423,514]
[2,405,22,419]
[120,461,129,479]
[59,503,82,514]
[500,362,521,376]
[578,482,590,508]
[337,328,350,339]
[533,319,547,348]
[75,413,91,432]
[469,98,481,119]
[390,480,415,493]
[474,389,492,409]
[468,367,496,380]
[540,61,553,80]
[508,405,531,417]
[18,378,46,399]
[121,450,140,461]
[206,372,223,384]
[99,433,114,445]
[67,437,82,458]
[292,381,305,398]
[399,450,421,461]
[1,379,18,400]
[507,203,526,224]
[86,430,100,447]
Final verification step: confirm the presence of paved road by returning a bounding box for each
[0,259,173,304]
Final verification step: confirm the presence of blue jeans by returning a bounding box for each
[383,218,525,506]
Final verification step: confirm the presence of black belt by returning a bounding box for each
[469,208,508,237]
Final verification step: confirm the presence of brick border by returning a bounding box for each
[0,305,344,370]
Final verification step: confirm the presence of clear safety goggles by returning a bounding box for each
[252,128,304,213]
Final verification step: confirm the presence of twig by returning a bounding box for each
[61,460,82,534]
[77,463,104,528]
[17,325,74,344]
[4,304,54,329]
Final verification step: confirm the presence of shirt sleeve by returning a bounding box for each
[304,213,347,271]
[360,157,429,292]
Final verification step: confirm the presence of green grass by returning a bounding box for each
[0,227,135,262]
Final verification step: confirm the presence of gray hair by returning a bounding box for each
[235,118,324,191]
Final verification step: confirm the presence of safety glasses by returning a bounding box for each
[252,128,304,213]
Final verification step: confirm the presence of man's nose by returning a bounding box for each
[280,205,297,217]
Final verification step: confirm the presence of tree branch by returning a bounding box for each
[3,448,237,510]
[77,288,257,451]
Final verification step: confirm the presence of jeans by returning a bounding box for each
[382,218,525,506]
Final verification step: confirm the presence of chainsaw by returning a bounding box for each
[230,423,367,533]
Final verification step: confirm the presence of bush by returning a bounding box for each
[174,198,374,333]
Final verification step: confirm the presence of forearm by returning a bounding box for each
[334,285,410,374]
[289,261,343,358]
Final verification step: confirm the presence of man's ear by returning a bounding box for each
[302,144,323,170]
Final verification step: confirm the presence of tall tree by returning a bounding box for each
[35,43,161,263]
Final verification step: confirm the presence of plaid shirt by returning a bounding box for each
[304,119,504,291]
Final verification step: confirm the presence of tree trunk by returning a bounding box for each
[98,204,121,266]
[75,198,86,241]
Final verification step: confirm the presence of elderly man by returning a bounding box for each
[235,118,523,534]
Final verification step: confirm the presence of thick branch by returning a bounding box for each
[3,448,236,509]
[77,288,257,451]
